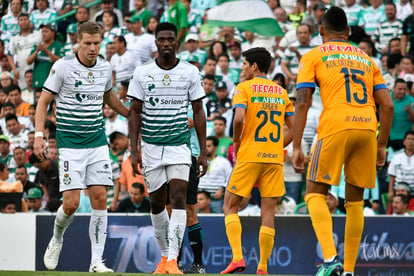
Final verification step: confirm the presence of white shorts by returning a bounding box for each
[142,142,191,193]
[58,145,113,192]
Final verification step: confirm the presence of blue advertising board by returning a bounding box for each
[36,215,414,275]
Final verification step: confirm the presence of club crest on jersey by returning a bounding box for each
[63,173,71,185]
[162,74,171,86]
[87,71,95,83]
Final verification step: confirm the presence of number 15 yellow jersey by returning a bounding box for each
[296,40,387,140]
[233,76,294,164]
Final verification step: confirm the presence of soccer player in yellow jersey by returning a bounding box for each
[292,7,394,276]
[221,47,294,275]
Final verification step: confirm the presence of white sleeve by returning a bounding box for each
[43,59,65,94]
[387,156,397,176]
[188,68,204,101]
[127,66,145,101]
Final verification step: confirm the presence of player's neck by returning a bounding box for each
[156,56,178,69]
[253,72,267,79]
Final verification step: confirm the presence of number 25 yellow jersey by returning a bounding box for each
[233,76,294,164]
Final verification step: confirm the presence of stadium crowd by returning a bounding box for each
[0,0,414,217]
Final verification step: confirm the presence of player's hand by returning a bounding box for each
[109,201,118,212]
[376,145,386,168]
[131,151,142,176]
[197,153,208,177]
[292,148,305,174]
[33,137,47,161]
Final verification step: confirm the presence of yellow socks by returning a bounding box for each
[258,226,275,272]
[344,200,364,272]
[225,213,243,261]
[305,193,337,260]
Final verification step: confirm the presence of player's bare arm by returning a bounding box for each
[284,114,294,147]
[128,99,143,176]
[103,90,129,118]
[292,87,312,173]
[373,88,394,167]
[192,99,207,177]
[232,107,245,158]
[34,91,55,161]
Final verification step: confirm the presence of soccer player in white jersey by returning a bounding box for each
[128,22,207,274]
[34,22,129,273]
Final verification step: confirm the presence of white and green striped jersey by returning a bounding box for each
[64,42,78,56]
[358,4,386,35]
[373,19,403,52]
[43,54,112,149]
[343,3,363,26]
[103,27,121,42]
[1,14,19,36]
[188,8,202,33]
[128,60,205,146]
[110,50,141,83]
[177,49,207,66]
[282,42,314,75]
[30,8,58,30]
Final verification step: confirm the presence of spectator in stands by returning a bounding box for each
[196,190,211,213]
[401,0,414,56]
[288,0,306,29]
[21,70,35,104]
[74,6,89,25]
[383,53,403,91]
[181,0,202,34]
[116,182,150,212]
[105,42,116,61]
[26,187,44,212]
[0,135,13,166]
[29,152,60,203]
[206,81,231,120]
[29,0,58,30]
[9,146,27,178]
[358,0,386,36]
[93,0,124,27]
[208,41,227,61]
[0,71,14,89]
[228,41,243,74]
[124,14,157,63]
[373,3,403,55]
[213,116,233,157]
[389,37,402,55]
[178,33,207,67]
[1,0,23,37]
[27,23,64,89]
[389,80,414,151]
[64,23,78,56]
[110,35,140,88]
[119,150,145,194]
[102,10,121,41]
[198,136,232,213]
[8,13,42,90]
[47,147,57,161]
[103,104,128,138]
[202,55,235,95]
[146,16,159,35]
[1,201,16,213]
[202,74,216,104]
[387,182,414,214]
[5,114,29,150]
[132,0,152,28]
[5,85,30,116]
[395,0,412,21]
[161,0,188,47]
[392,194,414,215]
[217,53,239,85]
[388,130,414,200]
[108,131,129,163]
[281,23,314,90]
[358,38,382,72]
[15,165,36,196]
[275,7,294,34]
[0,161,10,181]
[399,55,414,82]
[326,190,344,215]
[343,0,363,26]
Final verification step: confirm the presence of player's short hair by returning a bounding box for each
[321,6,348,34]
[132,182,145,193]
[242,47,271,73]
[404,130,414,140]
[114,35,127,47]
[206,135,219,147]
[217,53,230,62]
[203,74,215,82]
[213,115,227,125]
[394,78,406,88]
[155,22,177,38]
[5,113,18,123]
[109,131,126,144]
[387,53,403,69]
[78,21,101,40]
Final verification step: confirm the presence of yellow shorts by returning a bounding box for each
[307,129,376,189]
[227,162,285,198]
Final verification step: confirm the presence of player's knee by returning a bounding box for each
[63,199,80,215]
[171,191,186,209]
